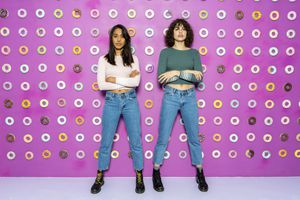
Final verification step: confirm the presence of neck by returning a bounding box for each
[173,41,187,50]
[115,49,122,56]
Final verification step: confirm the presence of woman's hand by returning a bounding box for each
[158,70,180,84]
[106,76,116,83]
[183,70,203,80]
[129,70,140,77]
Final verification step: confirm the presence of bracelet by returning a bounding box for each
[72,8,81,18]
[89,9,99,19]
[252,10,262,20]
[92,117,102,126]
[58,133,68,142]
[42,150,51,159]
[24,134,33,143]
[144,99,153,108]
[75,116,85,126]
[41,133,51,142]
[25,151,34,160]
[54,9,63,19]
[278,149,287,158]
[199,10,208,19]
[213,133,222,142]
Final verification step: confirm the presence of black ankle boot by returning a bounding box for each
[135,170,145,194]
[196,168,208,192]
[91,170,104,194]
[152,169,164,192]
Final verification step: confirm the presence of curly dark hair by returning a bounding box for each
[165,18,194,48]
[105,24,134,67]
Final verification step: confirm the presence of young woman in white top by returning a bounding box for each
[91,24,145,194]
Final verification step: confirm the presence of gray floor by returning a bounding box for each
[1,177,299,200]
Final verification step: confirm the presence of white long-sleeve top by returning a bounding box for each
[97,55,140,91]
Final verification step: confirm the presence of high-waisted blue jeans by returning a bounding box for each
[98,89,143,171]
[153,85,203,166]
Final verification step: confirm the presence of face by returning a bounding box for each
[112,28,125,50]
[173,23,187,42]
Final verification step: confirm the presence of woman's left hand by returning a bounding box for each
[106,76,116,83]
[158,70,180,84]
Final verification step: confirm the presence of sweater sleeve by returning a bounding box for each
[179,50,203,83]
[158,49,179,84]
[115,56,141,87]
[97,56,122,91]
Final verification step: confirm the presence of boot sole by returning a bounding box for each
[90,181,104,194]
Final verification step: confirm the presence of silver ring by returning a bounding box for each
[23,116,32,126]
[7,151,16,160]
[108,9,118,19]
[20,64,29,74]
[57,81,66,90]
[91,64,98,73]
[145,9,155,19]
[217,29,226,38]
[17,8,27,18]
[54,27,64,37]
[145,28,154,38]
[20,81,30,91]
[216,10,226,20]
[57,115,67,125]
[38,63,47,73]
[230,116,240,126]
[55,46,64,55]
[90,9,100,19]
[93,133,102,142]
[76,150,85,159]
[35,9,45,18]
[145,81,154,91]
[92,99,101,108]
[3,81,13,91]
[18,27,28,37]
[36,27,46,37]
[145,117,154,126]
[41,133,51,142]
[92,117,102,125]
[74,99,84,108]
[91,28,100,37]
[145,150,153,159]
[163,10,172,19]
[181,10,190,19]
[251,47,261,56]
[212,150,221,158]
[179,150,187,159]
[38,81,48,91]
[2,63,11,73]
[90,45,100,55]
[248,99,257,108]
[74,82,84,91]
[5,116,14,126]
[264,116,273,126]
[252,29,261,38]
[76,133,85,142]
[72,27,82,37]
[145,46,154,55]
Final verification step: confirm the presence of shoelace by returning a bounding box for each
[137,172,143,184]
[95,172,103,184]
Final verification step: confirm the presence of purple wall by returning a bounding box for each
[0,0,299,177]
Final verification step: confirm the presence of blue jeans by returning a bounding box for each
[153,85,203,166]
[98,89,143,171]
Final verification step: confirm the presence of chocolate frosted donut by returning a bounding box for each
[4,99,13,108]
[59,150,68,159]
[6,133,15,143]
[217,64,225,74]
[248,116,256,125]
[73,64,82,73]
[280,133,289,142]
[40,116,50,125]
[235,10,244,20]
[284,83,292,92]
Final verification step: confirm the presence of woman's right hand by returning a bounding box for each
[129,70,140,77]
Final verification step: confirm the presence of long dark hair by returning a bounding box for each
[104,24,134,67]
[165,18,194,48]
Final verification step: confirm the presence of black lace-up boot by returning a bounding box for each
[91,170,104,194]
[135,170,145,194]
[196,168,208,192]
[152,168,164,192]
